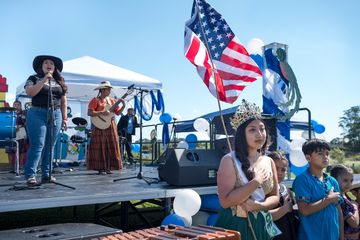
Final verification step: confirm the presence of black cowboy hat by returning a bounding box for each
[33,55,63,74]
[72,117,88,126]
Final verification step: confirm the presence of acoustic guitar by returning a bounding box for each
[91,84,135,129]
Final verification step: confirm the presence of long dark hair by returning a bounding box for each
[36,64,68,93]
[234,118,269,181]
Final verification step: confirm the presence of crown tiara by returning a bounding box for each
[230,99,262,130]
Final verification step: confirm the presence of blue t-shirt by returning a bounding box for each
[292,170,341,240]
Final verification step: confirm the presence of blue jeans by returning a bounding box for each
[24,107,62,179]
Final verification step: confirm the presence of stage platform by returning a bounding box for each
[0,164,217,213]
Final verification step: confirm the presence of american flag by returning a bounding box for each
[184,0,262,103]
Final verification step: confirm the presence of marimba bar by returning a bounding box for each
[90,224,240,240]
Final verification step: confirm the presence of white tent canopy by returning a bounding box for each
[16,56,163,101]
[16,55,163,128]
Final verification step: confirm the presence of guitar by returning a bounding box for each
[91,84,135,129]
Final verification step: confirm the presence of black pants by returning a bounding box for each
[123,133,133,159]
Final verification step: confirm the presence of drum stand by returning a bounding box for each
[0,139,19,176]
[113,88,159,185]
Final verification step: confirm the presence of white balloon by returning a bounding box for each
[193,118,209,132]
[177,141,189,149]
[246,38,265,55]
[290,149,308,167]
[173,189,201,217]
[173,113,182,121]
[301,130,315,140]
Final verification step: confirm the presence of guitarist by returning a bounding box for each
[87,81,125,174]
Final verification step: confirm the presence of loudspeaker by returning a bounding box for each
[214,137,234,154]
[158,148,223,186]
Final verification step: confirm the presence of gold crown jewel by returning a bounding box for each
[230,99,262,130]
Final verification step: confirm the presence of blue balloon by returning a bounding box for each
[201,194,221,210]
[185,134,197,150]
[311,120,318,127]
[290,164,309,176]
[160,113,172,124]
[250,54,264,72]
[314,124,325,134]
[207,213,219,226]
[161,214,185,226]
[131,144,140,153]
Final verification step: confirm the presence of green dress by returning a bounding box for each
[215,153,278,240]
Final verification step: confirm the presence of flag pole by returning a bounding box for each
[193,1,232,153]
[193,2,257,239]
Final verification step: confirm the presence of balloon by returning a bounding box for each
[177,141,189,149]
[131,144,140,153]
[246,38,264,55]
[192,211,210,226]
[172,113,182,121]
[207,213,219,226]
[173,189,201,217]
[200,194,221,210]
[185,134,197,150]
[193,118,209,132]
[181,215,192,227]
[160,113,172,123]
[301,130,315,140]
[290,164,309,176]
[289,149,308,167]
[314,124,325,134]
[161,213,185,226]
[311,120,318,126]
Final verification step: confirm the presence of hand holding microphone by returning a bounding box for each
[44,70,53,84]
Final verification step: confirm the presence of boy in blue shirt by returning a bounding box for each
[292,139,344,240]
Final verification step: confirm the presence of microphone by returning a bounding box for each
[47,70,53,80]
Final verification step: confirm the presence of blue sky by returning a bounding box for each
[0,0,359,141]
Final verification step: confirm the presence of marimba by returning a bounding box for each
[90,224,241,240]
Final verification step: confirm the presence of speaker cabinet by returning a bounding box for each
[158,148,223,186]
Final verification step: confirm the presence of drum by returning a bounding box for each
[0,109,16,147]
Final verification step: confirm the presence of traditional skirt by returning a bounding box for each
[87,121,122,171]
[215,208,276,240]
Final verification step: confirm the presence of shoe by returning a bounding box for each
[41,176,56,184]
[26,177,38,186]
[98,170,106,175]
[106,170,112,174]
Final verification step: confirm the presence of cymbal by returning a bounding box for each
[72,117,88,126]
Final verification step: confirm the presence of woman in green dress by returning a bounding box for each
[216,100,280,240]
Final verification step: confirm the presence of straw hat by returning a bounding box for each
[33,55,63,74]
[94,81,113,90]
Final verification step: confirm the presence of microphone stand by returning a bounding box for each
[46,76,75,190]
[114,88,158,185]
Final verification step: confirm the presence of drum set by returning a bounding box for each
[0,107,19,175]
[56,117,90,166]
